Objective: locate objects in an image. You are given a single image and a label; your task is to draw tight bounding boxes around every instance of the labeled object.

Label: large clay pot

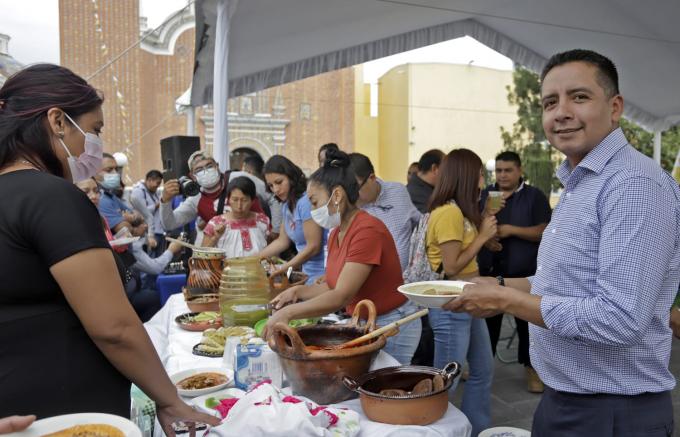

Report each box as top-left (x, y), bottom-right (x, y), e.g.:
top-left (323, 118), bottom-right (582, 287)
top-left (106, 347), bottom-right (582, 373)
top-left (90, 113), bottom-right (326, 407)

top-left (186, 248), bottom-right (225, 294)
top-left (269, 300), bottom-right (386, 405)
top-left (343, 362), bottom-right (461, 425)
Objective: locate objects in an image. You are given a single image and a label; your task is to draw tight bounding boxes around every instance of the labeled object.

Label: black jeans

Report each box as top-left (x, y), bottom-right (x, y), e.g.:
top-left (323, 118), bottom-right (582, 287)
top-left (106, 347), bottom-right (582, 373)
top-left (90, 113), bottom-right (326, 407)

top-left (485, 313), bottom-right (531, 366)
top-left (533, 387), bottom-right (673, 437)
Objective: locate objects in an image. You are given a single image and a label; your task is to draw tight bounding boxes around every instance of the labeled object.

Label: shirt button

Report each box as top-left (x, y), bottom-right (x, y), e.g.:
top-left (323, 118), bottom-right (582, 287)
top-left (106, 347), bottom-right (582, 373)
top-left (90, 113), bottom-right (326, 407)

top-left (537, 265), bottom-right (542, 271)
top-left (566, 192), bottom-right (572, 198)
top-left (551, 229), bottom-right (556, 234)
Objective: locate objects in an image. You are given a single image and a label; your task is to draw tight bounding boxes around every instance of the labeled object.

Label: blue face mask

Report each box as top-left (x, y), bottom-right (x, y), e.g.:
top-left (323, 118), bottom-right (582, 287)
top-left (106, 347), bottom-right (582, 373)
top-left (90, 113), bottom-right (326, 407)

top-left (101, 172), bottom-right (121, 190)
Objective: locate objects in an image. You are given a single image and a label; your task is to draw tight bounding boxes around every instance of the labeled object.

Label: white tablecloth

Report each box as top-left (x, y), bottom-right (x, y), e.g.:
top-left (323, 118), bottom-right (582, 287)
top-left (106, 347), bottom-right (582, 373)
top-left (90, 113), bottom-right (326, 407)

top-left (144, 294), bottom-right (471, 437)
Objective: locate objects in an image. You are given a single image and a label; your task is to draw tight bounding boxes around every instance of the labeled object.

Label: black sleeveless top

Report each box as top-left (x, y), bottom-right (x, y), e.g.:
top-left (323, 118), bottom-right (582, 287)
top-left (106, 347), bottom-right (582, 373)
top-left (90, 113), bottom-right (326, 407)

top-left (0, 170), bottom-right (129, 417)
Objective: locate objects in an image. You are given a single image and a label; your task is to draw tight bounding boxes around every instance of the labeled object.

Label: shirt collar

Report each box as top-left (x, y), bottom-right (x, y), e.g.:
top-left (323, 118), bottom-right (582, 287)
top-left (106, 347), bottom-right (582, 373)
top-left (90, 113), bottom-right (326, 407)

top-left (556, 127), bottom-right (628, 184)
top-left (368, 178), bottom-right (393, 211)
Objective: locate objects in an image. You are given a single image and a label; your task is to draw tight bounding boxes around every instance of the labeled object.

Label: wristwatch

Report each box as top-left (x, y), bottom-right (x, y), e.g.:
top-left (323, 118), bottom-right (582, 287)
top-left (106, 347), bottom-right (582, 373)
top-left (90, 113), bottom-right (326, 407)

top-left (496, 276), bottom-right (505, 286)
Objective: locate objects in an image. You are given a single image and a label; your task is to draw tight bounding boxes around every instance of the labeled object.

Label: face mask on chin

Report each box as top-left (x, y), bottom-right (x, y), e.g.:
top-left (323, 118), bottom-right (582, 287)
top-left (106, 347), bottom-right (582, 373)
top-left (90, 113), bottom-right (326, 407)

top-left (58, 112), bottom-right (104, 182)
top-left (311, 190), bottom-right (341, 229)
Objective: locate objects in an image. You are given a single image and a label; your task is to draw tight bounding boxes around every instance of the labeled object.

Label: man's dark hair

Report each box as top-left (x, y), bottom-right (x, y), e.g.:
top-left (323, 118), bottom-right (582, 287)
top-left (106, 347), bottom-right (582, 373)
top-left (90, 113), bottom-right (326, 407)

top-left (541, 49), bottom-right (619, 98)
top-left (495, 151), bottom-right (521, 167)
top-left (348, 152), bottom-right (375, 180)
top-left (227, 176), bottom-right (257, 200)
top-left (319, 142), bottom-right (339, 156)
top-left (243, 155), bottom-right (264, 176)
top-left (145, 169), bottom-right (163, 180)
top-left (103, 152), bottom-right (115, 160)
top-left (418, 149), bottom-right (445, 173)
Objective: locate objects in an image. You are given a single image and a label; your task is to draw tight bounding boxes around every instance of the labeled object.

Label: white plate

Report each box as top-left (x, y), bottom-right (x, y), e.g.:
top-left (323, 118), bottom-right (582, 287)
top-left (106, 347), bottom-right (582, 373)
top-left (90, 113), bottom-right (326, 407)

top-left (109, 236), bottom-right (140, 247)
top-left (191, 387), bottom-right (246, 413)
top-left (13, 413), bottom-right (141, 437)
top-left (397, 280), bottom-right (472, 308)
top-left (170, 367), bottom-right (233, 397)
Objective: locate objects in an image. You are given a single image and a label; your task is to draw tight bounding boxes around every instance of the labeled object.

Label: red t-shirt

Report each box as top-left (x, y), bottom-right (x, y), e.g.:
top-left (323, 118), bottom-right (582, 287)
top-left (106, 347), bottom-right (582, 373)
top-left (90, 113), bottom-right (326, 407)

top-left (326, 211), bottom-right (406, 315)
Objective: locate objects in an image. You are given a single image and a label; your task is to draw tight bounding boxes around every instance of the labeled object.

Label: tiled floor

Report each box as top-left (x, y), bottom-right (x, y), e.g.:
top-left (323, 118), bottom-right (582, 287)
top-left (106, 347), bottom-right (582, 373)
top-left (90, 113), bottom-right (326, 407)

top-left (449, 315), bottom-right (680, 435)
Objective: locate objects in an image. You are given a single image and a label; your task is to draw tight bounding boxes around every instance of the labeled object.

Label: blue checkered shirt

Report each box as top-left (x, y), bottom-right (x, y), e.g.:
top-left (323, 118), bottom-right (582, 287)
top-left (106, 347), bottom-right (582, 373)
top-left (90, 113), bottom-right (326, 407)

top-left (360, 179), bottom-right (420, 272)
top-left (530, 128), bottom-right (680, 395)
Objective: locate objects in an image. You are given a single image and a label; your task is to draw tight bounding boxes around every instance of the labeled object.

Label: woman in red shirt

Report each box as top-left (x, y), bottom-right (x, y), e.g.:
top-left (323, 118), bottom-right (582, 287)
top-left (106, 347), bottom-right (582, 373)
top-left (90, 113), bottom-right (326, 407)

top-left (263, 149), bottom-right (420, 364)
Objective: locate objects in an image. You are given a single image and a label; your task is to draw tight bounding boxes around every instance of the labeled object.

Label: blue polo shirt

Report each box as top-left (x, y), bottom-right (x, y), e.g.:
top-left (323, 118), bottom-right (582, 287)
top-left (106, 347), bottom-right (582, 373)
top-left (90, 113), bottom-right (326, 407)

top-left (478, 180), bottom-right (551, 277)
top-left (98, 190), bottom-right (132, 229)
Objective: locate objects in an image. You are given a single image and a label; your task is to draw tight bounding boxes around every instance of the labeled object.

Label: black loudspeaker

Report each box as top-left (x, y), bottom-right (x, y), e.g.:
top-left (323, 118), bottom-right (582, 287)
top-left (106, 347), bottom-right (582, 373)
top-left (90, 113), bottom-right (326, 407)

top-left (160, 135), bottom-right (200, 179)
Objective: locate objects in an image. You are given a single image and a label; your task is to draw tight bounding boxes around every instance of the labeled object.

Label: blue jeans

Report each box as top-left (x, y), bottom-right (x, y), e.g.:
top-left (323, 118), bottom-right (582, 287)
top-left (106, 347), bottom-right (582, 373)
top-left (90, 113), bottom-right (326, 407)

top-left (376, 301), bottom-right (422, 365)
top-left (429, 309), bottom-right (493, 436)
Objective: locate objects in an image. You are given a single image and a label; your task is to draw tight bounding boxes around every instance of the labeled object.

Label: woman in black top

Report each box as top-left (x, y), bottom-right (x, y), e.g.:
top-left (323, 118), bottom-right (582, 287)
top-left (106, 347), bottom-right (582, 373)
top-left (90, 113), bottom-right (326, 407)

top-left (0, 65), bottom-right (218, 432)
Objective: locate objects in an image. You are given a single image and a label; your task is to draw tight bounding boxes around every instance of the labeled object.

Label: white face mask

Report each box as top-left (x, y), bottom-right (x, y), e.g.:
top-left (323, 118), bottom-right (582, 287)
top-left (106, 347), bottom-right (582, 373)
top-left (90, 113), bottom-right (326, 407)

top-left (58, 112), bottom-right (103, 182)
top-left (195, 167), bottom-right (220, 188)
top-left (311, 190), bottom-right (341, 229)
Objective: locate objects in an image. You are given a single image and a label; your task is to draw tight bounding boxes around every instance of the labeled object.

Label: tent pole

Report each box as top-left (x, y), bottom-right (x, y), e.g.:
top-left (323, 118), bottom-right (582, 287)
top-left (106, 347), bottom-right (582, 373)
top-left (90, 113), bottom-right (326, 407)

top-left (653, 130), bottom-right (662, 165)
top-left (186, 106), bottom-right (196, 136)
top-left (212, 0), bottom-right (237, 171)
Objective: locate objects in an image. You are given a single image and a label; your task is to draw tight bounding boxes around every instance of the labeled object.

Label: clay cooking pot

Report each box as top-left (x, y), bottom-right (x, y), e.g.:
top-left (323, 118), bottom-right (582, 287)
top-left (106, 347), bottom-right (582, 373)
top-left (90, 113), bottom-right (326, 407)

top-left (343, 362), bottom-right (461, 425)
top-left (269, 300), bottom-right (386, 405)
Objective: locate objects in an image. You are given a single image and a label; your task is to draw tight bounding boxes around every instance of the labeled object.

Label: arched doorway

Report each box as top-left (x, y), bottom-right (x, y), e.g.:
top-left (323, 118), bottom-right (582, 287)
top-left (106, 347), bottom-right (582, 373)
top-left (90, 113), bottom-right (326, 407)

top-left (229, 147), bottom-right (262, 171)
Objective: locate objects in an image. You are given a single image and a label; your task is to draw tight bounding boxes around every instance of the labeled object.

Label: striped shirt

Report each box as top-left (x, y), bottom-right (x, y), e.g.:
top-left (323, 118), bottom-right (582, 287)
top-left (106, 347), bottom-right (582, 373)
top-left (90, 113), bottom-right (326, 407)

top-left (530, 127), bottom-right (680, 395)
top-left (360, 179), bottom-right (421, 272)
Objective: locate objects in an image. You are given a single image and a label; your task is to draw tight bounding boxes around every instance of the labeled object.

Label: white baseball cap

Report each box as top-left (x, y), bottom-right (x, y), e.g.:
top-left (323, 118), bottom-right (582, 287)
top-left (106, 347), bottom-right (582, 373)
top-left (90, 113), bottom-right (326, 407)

top-left (187, 150), bottom-right (214, 171)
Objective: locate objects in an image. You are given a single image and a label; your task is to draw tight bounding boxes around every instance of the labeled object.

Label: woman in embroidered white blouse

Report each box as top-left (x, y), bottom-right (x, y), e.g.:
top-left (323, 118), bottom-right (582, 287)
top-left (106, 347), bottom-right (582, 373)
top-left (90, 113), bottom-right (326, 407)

top-left (203, 176), bottom-right (271, 257)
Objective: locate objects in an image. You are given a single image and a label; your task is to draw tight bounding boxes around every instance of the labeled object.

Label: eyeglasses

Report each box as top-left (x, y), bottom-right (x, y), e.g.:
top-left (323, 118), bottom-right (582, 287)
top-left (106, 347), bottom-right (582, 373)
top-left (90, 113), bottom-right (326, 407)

top-left (193, 163), bottom-right (217, 175)
top-left (358, 177), bottom-right (370, 190)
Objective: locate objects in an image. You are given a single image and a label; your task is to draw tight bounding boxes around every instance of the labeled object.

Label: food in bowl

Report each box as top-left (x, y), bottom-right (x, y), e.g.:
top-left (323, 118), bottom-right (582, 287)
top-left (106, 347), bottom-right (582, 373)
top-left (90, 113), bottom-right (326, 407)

top-left (176, 372), bottom-right (228, 390)
top-left (42, 424), bottom-right (124, 437)
top-left (405, 284), bottom-right (464, 296)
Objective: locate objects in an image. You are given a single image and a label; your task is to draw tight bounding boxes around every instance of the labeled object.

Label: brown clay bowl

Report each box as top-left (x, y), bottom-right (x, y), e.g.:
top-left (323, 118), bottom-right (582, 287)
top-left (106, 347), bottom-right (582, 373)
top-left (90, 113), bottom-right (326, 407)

top-left (343, 362), bottom-right (461, 425)
top-left (268, 270), bottom-right (308, 298)
top-left (269, 300), bottom-right (386, 405)
top-left (184, 293), bottom-right (220, 313)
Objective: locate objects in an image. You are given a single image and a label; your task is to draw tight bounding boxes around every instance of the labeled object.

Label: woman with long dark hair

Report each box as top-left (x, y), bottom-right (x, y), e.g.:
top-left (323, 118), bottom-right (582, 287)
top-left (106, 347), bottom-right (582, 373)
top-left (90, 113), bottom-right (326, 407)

top-left (259, 155), bottom-right (326, 282)
top-left (425, 148), bottom-right (497, 436)
top-left (262, 149), bottom-right (421, 365)
top-left (0, 64), bottom-right (218, 430)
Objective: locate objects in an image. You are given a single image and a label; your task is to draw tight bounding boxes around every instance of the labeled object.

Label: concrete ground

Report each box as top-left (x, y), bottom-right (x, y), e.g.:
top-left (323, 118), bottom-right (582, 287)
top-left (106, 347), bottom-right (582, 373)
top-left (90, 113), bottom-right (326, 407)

top-left (450, 314), bottom-right (680, 435)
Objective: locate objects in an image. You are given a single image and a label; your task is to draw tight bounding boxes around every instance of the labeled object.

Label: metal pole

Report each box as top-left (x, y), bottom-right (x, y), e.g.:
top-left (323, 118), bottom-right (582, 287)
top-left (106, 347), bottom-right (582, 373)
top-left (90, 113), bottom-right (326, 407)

top-left (653, 130), bottom-right (662, 164)
top-left (186, 106), bottom-right (196, 136)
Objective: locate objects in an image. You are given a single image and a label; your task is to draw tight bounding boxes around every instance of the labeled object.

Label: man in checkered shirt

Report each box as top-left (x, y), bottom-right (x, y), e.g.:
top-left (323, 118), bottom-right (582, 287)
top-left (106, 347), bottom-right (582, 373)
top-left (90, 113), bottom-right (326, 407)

top-left (448, 49), bottom-right (680, 436)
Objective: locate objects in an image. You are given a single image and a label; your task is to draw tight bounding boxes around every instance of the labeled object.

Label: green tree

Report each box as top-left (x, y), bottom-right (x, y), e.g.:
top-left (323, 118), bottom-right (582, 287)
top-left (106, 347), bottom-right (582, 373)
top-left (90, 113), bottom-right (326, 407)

top-left (500, 67), bottom-right (680, 190)
top-left (499, 68), bottom-right (556, 197)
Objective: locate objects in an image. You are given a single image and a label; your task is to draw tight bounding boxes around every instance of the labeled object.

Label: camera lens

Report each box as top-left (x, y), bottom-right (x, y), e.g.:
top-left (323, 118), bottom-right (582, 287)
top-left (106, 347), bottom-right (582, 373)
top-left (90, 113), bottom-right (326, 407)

top-left (178, 176), bottom-right (200, 197)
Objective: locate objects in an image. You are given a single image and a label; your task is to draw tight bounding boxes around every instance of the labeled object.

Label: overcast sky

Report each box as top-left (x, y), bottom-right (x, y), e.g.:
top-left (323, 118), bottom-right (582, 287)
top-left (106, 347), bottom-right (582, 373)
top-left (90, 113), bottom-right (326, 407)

top-left (0, 0), bottom-right (512, 77)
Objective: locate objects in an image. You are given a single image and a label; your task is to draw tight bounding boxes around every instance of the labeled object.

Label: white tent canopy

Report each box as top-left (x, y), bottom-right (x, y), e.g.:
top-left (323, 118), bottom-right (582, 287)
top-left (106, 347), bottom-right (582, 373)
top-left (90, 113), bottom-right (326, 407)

top-left (190, 0), bottom-right (680, 167)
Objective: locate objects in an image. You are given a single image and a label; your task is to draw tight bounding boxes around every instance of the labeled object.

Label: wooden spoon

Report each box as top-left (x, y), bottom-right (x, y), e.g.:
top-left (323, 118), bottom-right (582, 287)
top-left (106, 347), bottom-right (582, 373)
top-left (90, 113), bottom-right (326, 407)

top-left (319, 308), bottom-right (428, 350)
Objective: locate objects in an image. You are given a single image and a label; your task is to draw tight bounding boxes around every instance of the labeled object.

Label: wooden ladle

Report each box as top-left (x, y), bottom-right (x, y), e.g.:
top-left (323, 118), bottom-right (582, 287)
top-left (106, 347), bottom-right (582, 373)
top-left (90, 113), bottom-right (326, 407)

top-left (312, 308), bottom-right (429, 351)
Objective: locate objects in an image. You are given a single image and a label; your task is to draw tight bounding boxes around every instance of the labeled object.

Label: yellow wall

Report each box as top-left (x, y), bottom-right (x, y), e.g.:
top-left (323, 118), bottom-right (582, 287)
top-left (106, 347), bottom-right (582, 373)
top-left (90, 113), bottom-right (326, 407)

top-left (408, 64), bottom-right (516, 171)
top-left (353, 63), bottom-right (518, 184)
top-left (376, 65), bottom-right (411, 183)
top-left (353, 65), bottom-right (380, 171)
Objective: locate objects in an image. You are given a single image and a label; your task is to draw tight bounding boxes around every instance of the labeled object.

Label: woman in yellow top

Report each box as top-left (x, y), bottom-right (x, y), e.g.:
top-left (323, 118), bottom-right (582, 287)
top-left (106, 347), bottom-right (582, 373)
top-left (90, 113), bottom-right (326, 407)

top-left (426, 148), bottom-right (497, 437)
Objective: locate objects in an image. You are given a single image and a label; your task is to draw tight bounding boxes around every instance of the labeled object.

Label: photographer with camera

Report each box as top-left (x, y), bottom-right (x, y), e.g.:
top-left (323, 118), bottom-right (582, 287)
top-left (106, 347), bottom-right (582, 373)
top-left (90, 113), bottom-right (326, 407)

top-left (160, 150), bottom-right (266, 246)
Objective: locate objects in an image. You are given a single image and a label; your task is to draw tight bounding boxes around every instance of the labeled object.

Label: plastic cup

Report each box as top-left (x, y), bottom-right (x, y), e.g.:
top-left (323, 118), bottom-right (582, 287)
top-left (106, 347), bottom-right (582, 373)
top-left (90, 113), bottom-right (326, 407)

top-left (488, 191), bottom-right (503, 210)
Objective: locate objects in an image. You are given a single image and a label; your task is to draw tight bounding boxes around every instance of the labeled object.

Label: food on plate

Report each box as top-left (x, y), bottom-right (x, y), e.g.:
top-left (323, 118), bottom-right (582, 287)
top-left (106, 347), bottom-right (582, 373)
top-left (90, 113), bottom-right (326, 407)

top-left (379, 389), bottom-right (407, 397)
top-left (176, 372), bottom-right (228, 390)
top-left (176, 311), bottom-right (222, 327)
top-left (254, 317), bottom-right (319, 337)
top-left (42, 424), bottom-right (124, 437)
top-left (195, 326), bottom-right (255, 355)
top-left (406, 284), bottom-right (464, 296)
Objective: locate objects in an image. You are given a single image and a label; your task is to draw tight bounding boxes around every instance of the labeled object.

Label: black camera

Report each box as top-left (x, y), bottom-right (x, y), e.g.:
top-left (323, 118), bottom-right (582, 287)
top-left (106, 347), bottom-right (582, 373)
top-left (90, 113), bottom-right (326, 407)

top-left (178, 176), bottom-right (200, 197)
